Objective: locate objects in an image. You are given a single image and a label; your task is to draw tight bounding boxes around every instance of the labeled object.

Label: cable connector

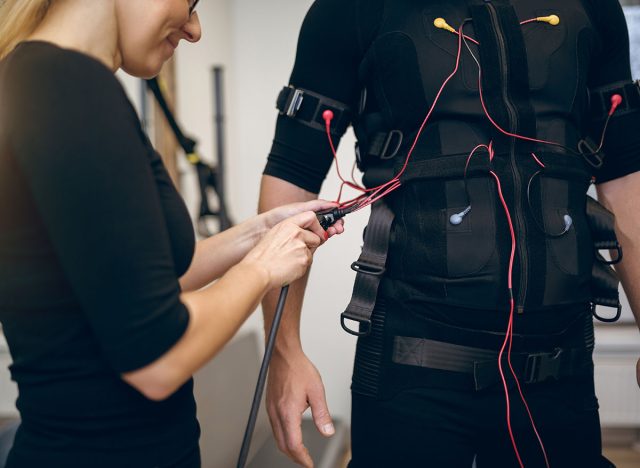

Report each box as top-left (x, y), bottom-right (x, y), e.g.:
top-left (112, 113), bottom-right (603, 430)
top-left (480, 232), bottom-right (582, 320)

top-left (316, 205), bottom-right (358, 230)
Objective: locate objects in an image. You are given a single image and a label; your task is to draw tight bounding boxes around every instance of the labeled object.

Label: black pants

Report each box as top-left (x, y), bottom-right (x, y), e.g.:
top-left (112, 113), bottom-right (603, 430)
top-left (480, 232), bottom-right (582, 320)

top-left (348, 376), bottom-right (614, 468)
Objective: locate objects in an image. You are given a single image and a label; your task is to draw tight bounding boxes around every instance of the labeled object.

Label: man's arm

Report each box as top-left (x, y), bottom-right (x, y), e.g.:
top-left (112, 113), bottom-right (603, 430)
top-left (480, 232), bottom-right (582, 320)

top-left (258, 175), bottom-right (336, 468)
top-left (596, 171), bottom-right (640, 387)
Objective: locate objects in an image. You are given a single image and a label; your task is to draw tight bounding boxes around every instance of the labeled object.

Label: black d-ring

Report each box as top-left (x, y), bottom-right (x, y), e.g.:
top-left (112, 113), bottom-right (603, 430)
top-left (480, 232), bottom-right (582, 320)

top-left (340, 313), bottom-right (372, 337)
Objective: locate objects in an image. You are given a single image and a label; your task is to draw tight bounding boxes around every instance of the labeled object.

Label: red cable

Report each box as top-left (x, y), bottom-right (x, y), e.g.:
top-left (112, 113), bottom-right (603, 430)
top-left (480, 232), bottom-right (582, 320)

top-left (323, 22), bottom-right (467, 211)
top-left (508, 346), bottom-right (552, 468)
top-left (531, 152), bottom-right (545, 168)
top-left (394, 24), bottom-right (466, 182)
top-left (490, 170), bottom-right (525, 468)
top-left (318, 15), bottom-right (599, 467)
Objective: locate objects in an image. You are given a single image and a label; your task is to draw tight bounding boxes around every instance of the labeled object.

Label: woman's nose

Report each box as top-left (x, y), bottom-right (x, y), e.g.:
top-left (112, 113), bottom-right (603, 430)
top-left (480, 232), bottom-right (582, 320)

top-left (182, 12), bottom-right (202, 43)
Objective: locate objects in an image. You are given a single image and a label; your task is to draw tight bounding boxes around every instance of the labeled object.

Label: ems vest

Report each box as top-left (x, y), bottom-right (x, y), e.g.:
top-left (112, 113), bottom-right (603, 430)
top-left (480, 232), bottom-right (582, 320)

top-left (349, 0), bottom-right (621, 317)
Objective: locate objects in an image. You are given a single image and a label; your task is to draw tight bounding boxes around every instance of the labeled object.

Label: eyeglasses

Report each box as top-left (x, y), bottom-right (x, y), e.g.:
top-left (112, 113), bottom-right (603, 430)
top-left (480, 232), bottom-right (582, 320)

top-left (188, 0), bottom-right (200, 16)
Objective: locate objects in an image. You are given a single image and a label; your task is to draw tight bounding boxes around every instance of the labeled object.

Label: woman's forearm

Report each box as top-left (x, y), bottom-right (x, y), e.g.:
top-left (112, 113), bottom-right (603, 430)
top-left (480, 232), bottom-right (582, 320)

top-left (123, 259), bottom-right (271, 400)
top-left (179, 215), bottom-right (268, 292)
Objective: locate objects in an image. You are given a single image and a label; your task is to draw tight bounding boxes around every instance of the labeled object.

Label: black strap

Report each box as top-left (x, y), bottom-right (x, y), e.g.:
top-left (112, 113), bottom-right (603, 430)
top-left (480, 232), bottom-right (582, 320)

top-left (585, 196), bottom-right (623, 323)
top-left (341, 201), bottom-right (394, 336)
top-left (146, 77), bottom-right (233, 235)
top-left (586, 196), bottom-right (623, 264)
top-left (590, 79), bottom-right (640, 120)
top-left (358, 130), bottom-right (404, 160)
top-left (577, 137), bottom-right (605, 169)
top-left (276, 85), bottom-right (351, 136)
top-left (591, 258), bottom-right (622, 323)
top-left (392, 337), bottom-right (593, 391)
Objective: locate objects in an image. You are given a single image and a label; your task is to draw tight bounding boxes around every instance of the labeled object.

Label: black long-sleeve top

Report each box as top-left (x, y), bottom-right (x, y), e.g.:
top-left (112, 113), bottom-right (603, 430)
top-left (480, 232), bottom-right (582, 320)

top-left (0, 42), bottom-right (199, 467)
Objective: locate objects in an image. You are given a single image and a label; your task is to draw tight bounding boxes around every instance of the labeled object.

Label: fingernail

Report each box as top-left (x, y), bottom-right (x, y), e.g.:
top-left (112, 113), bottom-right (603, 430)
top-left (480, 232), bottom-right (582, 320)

top-left (324, 232), bottom-right (329, 241)
top-left (322, 423), bottom-right (335, 435)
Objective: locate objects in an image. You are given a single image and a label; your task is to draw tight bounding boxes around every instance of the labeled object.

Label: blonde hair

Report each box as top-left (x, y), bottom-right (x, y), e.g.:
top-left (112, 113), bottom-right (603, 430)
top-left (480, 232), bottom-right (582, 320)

top-left (0, 0), bottom-right (52, 60)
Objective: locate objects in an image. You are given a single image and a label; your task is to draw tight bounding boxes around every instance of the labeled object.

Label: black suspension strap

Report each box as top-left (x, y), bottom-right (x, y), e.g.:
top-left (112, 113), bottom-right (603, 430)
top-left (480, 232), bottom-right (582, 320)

top-left (146, 74), bottom-right (233, 236)
top-left (585, 196), bottom-right (623, 322)
top-left (341, 201), bottom-right (395, 336)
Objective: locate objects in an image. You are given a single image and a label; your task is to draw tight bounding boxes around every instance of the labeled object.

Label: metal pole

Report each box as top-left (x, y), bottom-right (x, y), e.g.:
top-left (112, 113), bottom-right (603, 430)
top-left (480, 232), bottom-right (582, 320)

top-left (212, 66), bottom-right (232, 231)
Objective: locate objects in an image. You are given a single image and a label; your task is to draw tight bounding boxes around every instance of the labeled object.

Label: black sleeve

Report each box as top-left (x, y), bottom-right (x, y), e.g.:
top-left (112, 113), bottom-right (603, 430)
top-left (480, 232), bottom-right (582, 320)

top-left (263, 0), bottom-right (370, 194)
top-left (6, 45), bottom-right (190, 373)
top-left (587, 1), bottom-right (640, 183)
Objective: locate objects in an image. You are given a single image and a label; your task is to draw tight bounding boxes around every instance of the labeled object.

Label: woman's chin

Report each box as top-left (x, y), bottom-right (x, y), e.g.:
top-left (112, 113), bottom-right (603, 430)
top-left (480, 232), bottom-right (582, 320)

top-left (121, 57), bottom-right (166, 79)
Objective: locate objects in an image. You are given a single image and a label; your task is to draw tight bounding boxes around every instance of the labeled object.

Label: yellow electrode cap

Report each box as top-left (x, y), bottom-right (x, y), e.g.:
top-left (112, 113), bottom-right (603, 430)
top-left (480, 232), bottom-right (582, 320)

top-left (434, 17), bottom-right (456, 34)
top-left (538, 15), bottom-right (560, 26)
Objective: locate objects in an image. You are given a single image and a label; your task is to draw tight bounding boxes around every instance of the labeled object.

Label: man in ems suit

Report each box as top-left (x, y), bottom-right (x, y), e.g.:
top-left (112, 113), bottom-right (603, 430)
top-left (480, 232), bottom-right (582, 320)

top-left (259, 0), bottom-right (640, 466)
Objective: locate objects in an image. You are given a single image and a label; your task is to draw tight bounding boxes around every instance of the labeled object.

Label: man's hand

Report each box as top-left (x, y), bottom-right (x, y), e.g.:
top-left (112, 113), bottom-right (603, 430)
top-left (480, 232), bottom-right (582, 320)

top-left (266, 351), bottom-right (335, 468)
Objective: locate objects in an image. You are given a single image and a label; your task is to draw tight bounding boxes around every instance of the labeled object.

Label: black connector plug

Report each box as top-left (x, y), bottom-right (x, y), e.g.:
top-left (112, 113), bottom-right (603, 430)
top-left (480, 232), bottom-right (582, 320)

top-left (316, 205), bottom-right (357, 230)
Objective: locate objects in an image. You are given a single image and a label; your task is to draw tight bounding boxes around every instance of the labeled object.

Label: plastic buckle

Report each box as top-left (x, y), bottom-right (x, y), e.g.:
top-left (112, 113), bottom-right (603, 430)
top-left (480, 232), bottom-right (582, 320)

top-left (524, 349), bottom-right (562, 384)
top-left (340, 312), bottom-right (372, 337)
top-left (284, 87), bottom-right (305, 117)
top-left (351, 260), bottom-right (386, 276)
top-left (380, 130), bottom-right (404, 160)
top-left (591, 302), bottom-right (623, 323)
top-left (578, 138), bottom-right (604, 170)
top-left (595, 241), bottom-right (623, 265)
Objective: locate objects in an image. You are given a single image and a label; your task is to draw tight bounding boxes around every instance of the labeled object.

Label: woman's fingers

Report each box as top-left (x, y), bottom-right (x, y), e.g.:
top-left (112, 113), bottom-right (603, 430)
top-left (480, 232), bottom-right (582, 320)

top-left (288, 211), bottom-right (327, 243)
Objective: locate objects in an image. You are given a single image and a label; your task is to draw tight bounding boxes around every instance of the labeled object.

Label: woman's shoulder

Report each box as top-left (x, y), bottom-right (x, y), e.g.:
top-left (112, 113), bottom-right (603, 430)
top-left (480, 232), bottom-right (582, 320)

top-left (1, 41), bottom-right (139, 143)
top-left (2, 41), bottom-right (127, 108)
top-left (5, 41), bottom-right (114, 79)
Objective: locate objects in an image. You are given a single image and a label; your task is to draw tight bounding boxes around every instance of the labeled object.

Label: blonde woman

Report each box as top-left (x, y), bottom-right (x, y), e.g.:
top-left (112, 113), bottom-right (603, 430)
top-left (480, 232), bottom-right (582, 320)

top-left (0, 1), bottom-right (343, 466)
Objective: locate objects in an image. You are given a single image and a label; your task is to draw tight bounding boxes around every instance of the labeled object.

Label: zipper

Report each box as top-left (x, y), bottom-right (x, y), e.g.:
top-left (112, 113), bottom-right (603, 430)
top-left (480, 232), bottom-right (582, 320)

top-left (486, 1), bottom-right (528, 313)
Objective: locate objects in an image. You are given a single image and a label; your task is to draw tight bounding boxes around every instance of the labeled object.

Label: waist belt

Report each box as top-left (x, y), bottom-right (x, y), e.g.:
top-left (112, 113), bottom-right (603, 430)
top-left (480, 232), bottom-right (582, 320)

top-left (392, 337), bottom-right (593, 391)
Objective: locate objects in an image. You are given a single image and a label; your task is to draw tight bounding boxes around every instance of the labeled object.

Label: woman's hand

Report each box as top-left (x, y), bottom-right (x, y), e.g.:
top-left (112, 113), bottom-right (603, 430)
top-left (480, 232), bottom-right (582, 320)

top-left (242, 211), bottom-right (327, 289)
top-left (264, 199), bottom-right (345, 238)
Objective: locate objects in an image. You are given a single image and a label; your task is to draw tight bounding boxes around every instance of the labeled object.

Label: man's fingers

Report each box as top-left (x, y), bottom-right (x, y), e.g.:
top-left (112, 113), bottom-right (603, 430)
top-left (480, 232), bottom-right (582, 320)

top-left (281, 409), bottom-right (313, 467)
top-left (326, 219), bottom-right (345, 237)
top-left (267, 404), bottom-right (288, 454)
top-left (308, 383), bottom-right (335, 437)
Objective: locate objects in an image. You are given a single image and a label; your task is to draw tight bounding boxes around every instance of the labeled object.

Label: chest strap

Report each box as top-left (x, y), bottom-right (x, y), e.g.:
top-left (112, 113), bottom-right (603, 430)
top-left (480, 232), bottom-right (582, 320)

top-left (341, 201), bottom-right (394, 336)
top-left (392, 337), bottom-right (593, 391)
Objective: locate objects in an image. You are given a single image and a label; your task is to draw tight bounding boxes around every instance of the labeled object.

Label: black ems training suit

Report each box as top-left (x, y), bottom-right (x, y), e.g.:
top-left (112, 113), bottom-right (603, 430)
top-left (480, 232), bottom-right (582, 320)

top-left (264, 0), bottom-right (640, 466)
